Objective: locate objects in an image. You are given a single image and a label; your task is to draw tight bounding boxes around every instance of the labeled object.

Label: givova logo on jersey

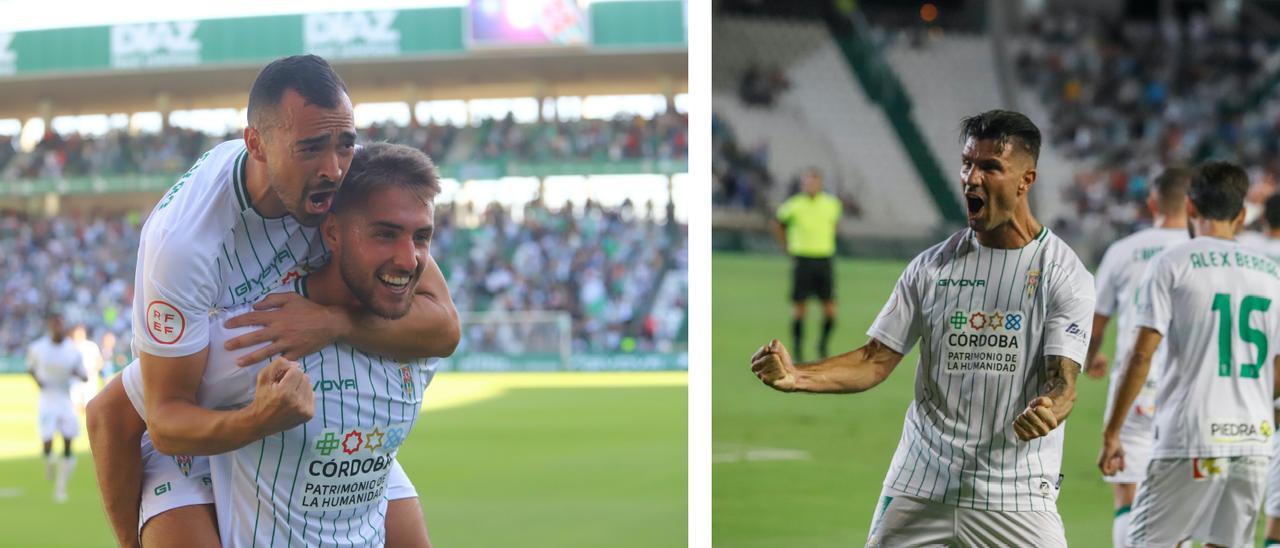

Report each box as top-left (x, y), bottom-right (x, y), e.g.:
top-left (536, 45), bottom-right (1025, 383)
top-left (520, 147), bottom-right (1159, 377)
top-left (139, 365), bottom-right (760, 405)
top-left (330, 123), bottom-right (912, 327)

top-left (944, 309), bottom-right (1026, 374)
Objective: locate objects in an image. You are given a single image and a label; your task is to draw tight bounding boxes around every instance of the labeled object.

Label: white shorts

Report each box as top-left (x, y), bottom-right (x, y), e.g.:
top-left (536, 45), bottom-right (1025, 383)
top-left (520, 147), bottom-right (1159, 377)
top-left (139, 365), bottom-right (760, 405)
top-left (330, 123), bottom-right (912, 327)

top-left (38, 401), bottom-right (79, 441)
top-left (1265, 436), bottom-right (1280, 517)
top-left (1128, 456), bottom-right (1268, 547)
top-left (865, 489), bottom-right (1066, 548)
top-left (138, 431), bottom-right (419, 532)
top-left (1103, 378), bottom-right (1156, 484)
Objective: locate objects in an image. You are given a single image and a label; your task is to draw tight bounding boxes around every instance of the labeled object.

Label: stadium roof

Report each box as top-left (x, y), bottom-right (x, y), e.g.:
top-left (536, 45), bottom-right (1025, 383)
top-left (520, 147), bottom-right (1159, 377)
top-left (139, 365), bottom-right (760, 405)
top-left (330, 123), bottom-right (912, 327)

top-left (0, 1), bottom-right (687, 119)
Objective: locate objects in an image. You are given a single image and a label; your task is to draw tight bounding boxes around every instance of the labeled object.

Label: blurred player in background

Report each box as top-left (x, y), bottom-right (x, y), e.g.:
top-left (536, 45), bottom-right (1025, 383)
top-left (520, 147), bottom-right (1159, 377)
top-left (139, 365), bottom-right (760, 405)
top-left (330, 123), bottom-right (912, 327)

top-left (753, 110), bottom-right (1093, 547)
top-left (1100, 161), bottom-right (1280, 547)
top-left (1083, 166), bottom-right (1191, 547)
top-left (772, 168), bottom-right (842, 361)
top-left (27, 312), bottom-right (89, 503)
top-left (69, 325), bottom-right (103, 413)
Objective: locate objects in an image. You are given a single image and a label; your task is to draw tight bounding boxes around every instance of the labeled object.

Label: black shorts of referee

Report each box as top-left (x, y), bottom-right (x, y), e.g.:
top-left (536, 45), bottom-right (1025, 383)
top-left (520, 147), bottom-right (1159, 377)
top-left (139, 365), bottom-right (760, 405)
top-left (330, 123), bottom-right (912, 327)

top-left (791, 255), bottom-right (834, 302)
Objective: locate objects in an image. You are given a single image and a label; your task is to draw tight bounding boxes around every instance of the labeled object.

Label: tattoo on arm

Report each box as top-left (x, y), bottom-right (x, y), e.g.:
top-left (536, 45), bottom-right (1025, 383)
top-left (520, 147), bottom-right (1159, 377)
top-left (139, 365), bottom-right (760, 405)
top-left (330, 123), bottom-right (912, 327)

top-left (1043, 355), bottom-right (1080, 420)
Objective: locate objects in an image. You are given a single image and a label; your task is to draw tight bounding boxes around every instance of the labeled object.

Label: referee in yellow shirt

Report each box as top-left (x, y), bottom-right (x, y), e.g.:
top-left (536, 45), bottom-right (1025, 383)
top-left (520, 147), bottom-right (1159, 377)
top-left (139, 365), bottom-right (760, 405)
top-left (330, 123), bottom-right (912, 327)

top-left (771, 168), bottom-right (842, 361)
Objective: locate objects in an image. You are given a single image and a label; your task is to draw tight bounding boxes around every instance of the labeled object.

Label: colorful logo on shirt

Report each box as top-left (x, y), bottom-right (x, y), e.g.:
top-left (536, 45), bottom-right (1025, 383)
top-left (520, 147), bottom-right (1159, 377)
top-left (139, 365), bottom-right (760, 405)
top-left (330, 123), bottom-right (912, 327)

top-left (1064, 322), bottom-right (1087, 343)
top-left (312, 424), bottom-right (408, 459)
top-left (400, 364), bottom-right (415, 397)
top-left (173, 455), bottom-right (193, 477)
top-left (145, 300), bottom-right (185, 345)
top-left (949, 310), bottom-right (1023, 332)
top-left (1024, 268), bottom-right (1040, 299)
top-left (1192, 457), bottom-right (1226, 480)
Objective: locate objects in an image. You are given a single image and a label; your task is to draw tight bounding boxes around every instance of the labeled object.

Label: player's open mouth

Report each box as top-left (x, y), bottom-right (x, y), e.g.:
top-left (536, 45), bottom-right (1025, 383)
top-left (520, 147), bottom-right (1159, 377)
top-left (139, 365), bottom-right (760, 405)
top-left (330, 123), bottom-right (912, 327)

top-left (377, 273), bottom-right (412, 292)
top-left (966, 194), bottom-right (985, 218)
top-left (305, 191), bottom-right (335, 215)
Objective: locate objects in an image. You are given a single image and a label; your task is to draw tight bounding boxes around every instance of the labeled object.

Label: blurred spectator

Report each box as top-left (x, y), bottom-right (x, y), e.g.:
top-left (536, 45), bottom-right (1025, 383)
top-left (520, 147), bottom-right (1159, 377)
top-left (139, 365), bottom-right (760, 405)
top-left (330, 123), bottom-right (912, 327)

top-left (0, 198), bottom-right (687, 359)
top-left (1016, 11), bottom-right (1280, 261)
top-left (0, 112), bottom-right (687, 183)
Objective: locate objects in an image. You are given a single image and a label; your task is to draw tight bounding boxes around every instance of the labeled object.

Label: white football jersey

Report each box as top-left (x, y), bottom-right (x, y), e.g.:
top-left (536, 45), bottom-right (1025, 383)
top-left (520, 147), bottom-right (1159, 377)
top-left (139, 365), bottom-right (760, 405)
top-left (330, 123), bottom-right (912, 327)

top-left (868, 227), bottom-right (1095, 511)
top-left (131, 140), bottom-right (329, 359)
top-left (27, 336), bottom-right (86, 405)
top-left (209, 278), bottom-right (436, 547)
top-left (1136, 236), bottom-right (1280, 458)
top-left (125, 278), bottom-right (436, 547)
top-left (1239, 231), bottom-right (1280, 264)
top-left (1094, 227), bottom-right (1188, 422)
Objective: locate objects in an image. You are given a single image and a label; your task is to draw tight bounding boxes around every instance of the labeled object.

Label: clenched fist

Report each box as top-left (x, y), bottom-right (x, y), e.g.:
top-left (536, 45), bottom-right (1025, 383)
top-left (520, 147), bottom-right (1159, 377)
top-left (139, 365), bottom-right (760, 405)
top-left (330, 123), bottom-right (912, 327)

top-left (751, 339), bottom-right (799, 392)
top-left (1012, 397), bottom-right (1059, 441)
top-left (248, 357), bottom-right (315, 437)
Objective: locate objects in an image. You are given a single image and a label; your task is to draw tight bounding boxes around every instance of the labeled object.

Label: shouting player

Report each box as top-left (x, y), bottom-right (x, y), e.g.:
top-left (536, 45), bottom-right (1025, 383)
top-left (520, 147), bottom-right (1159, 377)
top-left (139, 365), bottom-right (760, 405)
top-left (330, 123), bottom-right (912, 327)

top-left (27, 311), bottom-right (88, 502)
top-left (752, 110), bottom-right (1093, 547)
top-left (1084, 166), bottom-right (1191, 546)
top-left (86, 55), bottom-right (458, 547)
top-left (1099, 161), bottom-right (1280, 547)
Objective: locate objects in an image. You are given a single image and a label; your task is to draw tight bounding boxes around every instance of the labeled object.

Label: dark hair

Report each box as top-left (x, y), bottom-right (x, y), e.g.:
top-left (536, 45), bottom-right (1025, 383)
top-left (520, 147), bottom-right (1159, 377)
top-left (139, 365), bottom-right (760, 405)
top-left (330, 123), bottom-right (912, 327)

top-left (1189, 161), bottom-right (1250, 221)
top-left (1265, 192), bottom-right (1280, 228)
top-left (1151, 166), bottom-right (1193, 215)
top-left (959, 110), bottom-right (1041, 164)
top-left (333, 143), bottom-right (441, 215)
top-left (247, 55), bottom-right (349, 129)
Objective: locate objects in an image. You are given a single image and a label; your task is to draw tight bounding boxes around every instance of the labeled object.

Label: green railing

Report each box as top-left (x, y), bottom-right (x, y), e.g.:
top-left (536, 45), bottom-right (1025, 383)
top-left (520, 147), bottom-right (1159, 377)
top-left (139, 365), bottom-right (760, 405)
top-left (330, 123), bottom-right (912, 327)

top-left (826, 16), bottom-right (965, 226)
top-left (0, 158), bottom-right (688, 198)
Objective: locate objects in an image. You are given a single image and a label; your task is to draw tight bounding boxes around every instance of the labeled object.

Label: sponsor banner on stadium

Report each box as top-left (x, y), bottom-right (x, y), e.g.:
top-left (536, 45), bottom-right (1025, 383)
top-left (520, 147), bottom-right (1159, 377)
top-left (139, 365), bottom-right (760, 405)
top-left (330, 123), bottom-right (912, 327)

top-left (0, 33), bottom-right (15, 76)
top-left (110, 21), bottom-right (202, 69)
top-left (440, 352), bottom-right (688, 372)
top-left (0, 1), bottom-right (683, 78)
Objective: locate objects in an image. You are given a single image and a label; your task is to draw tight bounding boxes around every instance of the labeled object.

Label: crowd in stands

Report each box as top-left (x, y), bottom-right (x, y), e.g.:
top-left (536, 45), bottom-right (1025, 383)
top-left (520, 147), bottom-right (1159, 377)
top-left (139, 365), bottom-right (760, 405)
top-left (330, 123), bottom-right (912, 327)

top-left (712, 112), bottom-right (772, 209)
top-left (0, 111), bottom-right (688, 183)
top-left (0, 198), bottom-right (688, 366)
top-left (1015, 11), bottom-right (1280, 261)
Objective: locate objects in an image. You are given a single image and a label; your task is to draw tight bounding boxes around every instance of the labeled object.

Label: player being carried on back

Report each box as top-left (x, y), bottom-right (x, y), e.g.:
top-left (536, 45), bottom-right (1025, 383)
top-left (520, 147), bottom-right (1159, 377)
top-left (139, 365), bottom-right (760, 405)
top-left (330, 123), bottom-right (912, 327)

top-left (752, 110), bottom-right (1094, 547)
top-left (1100, 161), bottom-right (1280, 548)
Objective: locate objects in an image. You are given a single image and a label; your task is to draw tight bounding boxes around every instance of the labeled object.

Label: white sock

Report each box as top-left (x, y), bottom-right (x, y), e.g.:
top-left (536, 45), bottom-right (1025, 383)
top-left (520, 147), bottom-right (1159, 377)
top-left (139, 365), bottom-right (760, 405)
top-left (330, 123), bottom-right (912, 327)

top-left (54, 456), bottom-right (74, 496)
top-left (1113, 507), bottom-right (1131, 548)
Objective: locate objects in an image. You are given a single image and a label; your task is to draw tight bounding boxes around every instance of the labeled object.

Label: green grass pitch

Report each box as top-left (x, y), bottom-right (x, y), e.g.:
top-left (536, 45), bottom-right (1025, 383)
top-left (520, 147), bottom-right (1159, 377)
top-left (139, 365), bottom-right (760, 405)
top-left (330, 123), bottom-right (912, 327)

top-left (0, 372), bottom-right (686, 547)
top-left (711, 252), bottom-right (1253, 547)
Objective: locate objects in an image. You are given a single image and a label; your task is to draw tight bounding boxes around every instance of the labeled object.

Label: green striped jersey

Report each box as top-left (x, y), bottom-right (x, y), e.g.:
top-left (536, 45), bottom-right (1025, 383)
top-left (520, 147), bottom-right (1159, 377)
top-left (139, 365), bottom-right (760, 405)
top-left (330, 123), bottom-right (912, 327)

top-left (1135, 237), bottom-right (1280, 458)
top-left (209, 280), bottom-right (436, 546)
top-left (867, 227), bottom-right (1094, 511)
top-left (132, 140), bottom-right (329, 358)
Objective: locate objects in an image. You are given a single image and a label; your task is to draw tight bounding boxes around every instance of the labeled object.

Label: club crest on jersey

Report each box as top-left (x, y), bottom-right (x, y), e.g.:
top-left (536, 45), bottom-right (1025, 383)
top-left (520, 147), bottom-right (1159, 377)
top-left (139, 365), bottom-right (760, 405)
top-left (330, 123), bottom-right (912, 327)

top-left (400, 364), bottom-right (415, 396)
top-left (1024, 268), bottom-right (1040, 299)
top-left (173, 455), bottom-right (193, 477)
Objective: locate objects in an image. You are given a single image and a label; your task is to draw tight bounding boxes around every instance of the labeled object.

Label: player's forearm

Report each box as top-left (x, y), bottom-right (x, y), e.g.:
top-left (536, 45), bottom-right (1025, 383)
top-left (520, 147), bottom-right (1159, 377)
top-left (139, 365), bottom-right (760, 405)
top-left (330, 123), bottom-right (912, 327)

top-left (86, 385), bottom-right (144, 548)
top-left (1104, 350), bottom-right (1152, 438)
top-left (1085, 313), bottom-right (1109, 367)
top-left (792, 340), bottom-right (901, 393)
top-left (146, 399), bottom-right (267, 455)
top-left (1038, 355), bottom-right (1080, 422)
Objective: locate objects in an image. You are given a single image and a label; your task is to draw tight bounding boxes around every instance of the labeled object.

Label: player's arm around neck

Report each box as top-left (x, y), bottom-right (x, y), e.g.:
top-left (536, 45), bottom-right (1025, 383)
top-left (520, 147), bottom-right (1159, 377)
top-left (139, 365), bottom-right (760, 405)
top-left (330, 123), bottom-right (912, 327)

top-left (141, 349), bottom-right (312, 455)
top-left (338, 253), bottom-right (460, 360)
top-left (751, 338), bottom-right (903, 393)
